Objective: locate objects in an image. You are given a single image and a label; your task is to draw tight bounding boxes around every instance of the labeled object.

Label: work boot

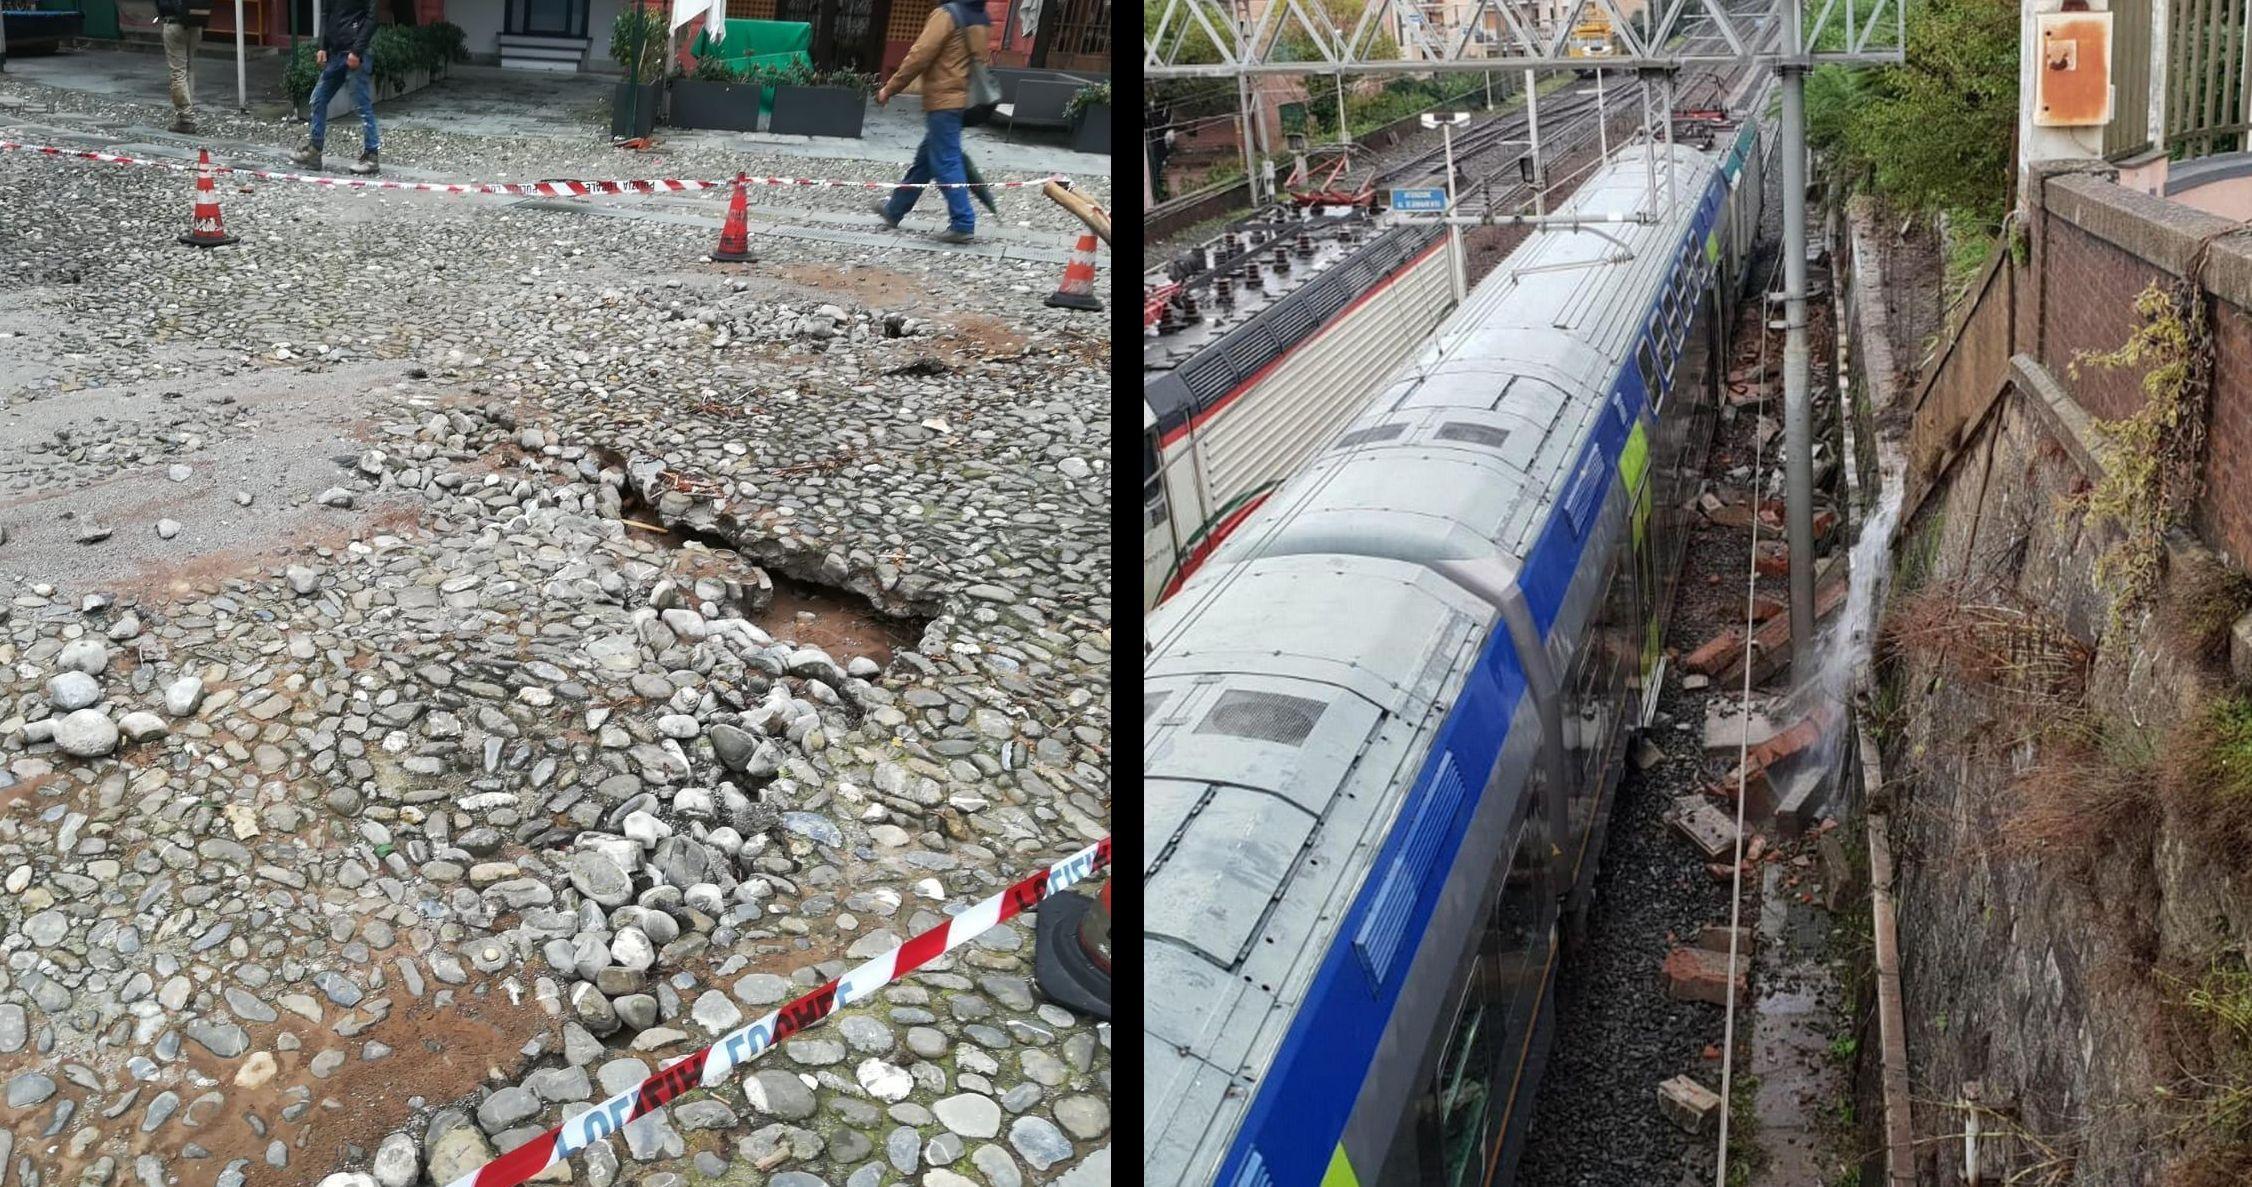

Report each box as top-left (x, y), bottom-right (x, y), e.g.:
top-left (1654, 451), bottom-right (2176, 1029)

top-left (869, 199), bottom-right (899, 229)
top-left (169, 113), bottom-right (197, 135)
top-left (291, 139), bottom-right (322, 169)
top-left (935, 227), bottom-right (973, 244)
top-left (349, 150), bottom-right (379, 176)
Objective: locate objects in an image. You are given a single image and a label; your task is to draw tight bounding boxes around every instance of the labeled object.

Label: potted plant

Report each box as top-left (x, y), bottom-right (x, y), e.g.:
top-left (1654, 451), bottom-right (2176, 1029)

top-left (670, 55), bottom-right (764, 132)
top-left (768, 62), bottom-right (871, 139)
top-left (1065, 81), bottom-right (1109, 155)
top-left (609, 6), bottom-right (669, 139)
top-left (286, 21), bottom-right (465, 120)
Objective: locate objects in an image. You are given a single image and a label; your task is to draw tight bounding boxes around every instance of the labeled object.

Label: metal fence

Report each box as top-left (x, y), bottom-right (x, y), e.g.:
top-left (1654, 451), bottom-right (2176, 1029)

top-left (2168, 0), bottom-right (2252, 157)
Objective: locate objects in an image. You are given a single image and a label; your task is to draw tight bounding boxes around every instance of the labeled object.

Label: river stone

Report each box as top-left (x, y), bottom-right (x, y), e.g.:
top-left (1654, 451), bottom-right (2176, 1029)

top-left (856, 1058), bottom-right (914, 1102)
top-left (45, 671), bottom-right (99, 711)
top-left (743, 1069), bottom-right (817, 1120)
top-left (165, 676), bottom-right (206, 717)
top-left (424, 1109), bottom-right (495, 1185)
top-left (1053, 1096), bottom-right (1108, 1139)
top-left (54, 709), bottom-right (120, 757)
top-left (372, 1131), bottom-right (419, 1187)
top-left (6, 1073), bottom-right (55, 1108)
top-left (933, 1094), bottom-right (1002, 1139)
top-left (118, 711), bottom-right (169, 743)
top-left (735, 973), bottom-right (791, 1005)
top-left (568, 851), bottom-right (634, 908)
top-left (56, 639), bottom-right (108, 675)
top-left (1008, 1116), bottom-right (1072, 1171)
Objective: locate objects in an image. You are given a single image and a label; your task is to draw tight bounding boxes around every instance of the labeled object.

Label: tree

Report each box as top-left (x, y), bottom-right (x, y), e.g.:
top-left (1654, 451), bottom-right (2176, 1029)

top-left (1804, 0), bottom-right (2018, 224)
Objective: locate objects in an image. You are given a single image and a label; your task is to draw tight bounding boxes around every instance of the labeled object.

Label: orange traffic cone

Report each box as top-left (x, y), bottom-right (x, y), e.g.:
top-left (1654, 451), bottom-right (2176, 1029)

top-left (708, 173), bottom-right (756, 263)
top-left (178, 148), bottom-right (238, 248)
top-left (1044, 231), bottom-right (1101, 311)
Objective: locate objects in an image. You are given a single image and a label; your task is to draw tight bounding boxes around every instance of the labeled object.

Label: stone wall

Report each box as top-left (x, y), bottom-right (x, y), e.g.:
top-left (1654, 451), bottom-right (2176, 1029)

top-left (1879, 166), bottom-right (2252, 1184)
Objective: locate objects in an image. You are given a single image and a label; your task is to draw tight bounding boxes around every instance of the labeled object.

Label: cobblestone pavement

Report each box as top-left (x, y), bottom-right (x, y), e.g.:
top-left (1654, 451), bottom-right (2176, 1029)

top-left (0, 61), bottom-right (1111, 1187)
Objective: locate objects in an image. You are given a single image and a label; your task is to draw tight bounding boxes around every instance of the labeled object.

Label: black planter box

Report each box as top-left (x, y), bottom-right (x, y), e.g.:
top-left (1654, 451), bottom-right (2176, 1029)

top-left (1071, 102), bottom-right (1109, 155)
top-left (611, 81), bottom-right (663, 139)
top-left (669, 79), bottom-right (764, 132)
top-left (768, 85), bottom-right (867, 138)
top-left (2, 10), bottom-right (84, 55)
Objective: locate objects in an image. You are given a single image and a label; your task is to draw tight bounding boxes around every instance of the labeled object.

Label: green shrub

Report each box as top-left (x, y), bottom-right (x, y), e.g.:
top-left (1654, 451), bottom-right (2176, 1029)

top-left (690, 54), bottom-right (744, 83)
top-left (610, 6), bottom-right (669, 85)
top-left (284, 22), bottom-right (467, 106)
top-left (813, 69), bottom-right (878, 95)
top-left (1063, 81), bottom-right (1109, 122)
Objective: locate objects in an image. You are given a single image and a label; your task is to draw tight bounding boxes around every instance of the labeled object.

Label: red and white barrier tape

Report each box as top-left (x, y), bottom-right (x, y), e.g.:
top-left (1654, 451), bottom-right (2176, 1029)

top-left (0, 140), bottom-right (1067, 194)
top-left (443, 835), bottom-right (1111, 1187)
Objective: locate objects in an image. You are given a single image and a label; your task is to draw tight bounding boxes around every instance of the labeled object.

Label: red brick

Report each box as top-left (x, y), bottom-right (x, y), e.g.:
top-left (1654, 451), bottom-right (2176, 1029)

top-left (1683, 628), bottom-right (1746, 675)
top-left (1662, 945), bottom-right (1749, 1005)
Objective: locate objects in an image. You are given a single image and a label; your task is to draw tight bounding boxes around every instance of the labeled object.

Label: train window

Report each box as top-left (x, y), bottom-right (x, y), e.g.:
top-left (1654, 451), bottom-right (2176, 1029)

top-left (1337, 423), bottom-right (1408, 450)
top-left (1144, 431), bottom-right (1168, 532)
top-left (1638, 340), bottom-right (1661, 401)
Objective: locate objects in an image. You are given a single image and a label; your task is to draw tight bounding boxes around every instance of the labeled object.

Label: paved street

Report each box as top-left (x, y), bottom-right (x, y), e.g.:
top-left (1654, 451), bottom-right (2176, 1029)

top-left (0, 46), bottom-right (1110, 1187)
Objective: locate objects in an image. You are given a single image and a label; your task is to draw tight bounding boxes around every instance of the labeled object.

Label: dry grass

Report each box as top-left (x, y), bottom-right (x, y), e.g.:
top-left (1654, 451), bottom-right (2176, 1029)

top-left (1883, 580), bottom-right (2094, 716)
top-left (2156, 958), bottom-right (2252, 1185)
top-left (2162, 694), bottom-right (2252, 863)
top-left (1999, 715), bottom-right (2157, 871)
top-left (2159, 551), bottom-right (2252, 668)
top-left (2166, 1141), bottom-right (2252, 1187)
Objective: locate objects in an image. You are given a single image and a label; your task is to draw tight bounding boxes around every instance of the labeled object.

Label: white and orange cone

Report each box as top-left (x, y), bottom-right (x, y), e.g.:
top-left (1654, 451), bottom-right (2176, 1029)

top-left (177, 148), bottom-right (237, 248)
top-left (1043, 230), bottom-right (1101, 311)
top-left (708, 173), bottom-right (757, 263)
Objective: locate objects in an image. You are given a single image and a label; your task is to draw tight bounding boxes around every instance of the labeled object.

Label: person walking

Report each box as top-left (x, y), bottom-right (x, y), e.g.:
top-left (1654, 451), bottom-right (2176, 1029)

top-left (154, 0), bottom-right (212, 135)
top-left (870, 0), bottom-right (989, 244)
top-left (290, 0), bottom-right (381, 175)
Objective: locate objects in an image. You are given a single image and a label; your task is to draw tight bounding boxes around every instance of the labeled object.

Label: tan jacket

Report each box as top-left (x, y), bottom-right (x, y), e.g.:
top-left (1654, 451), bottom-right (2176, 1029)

top-left (887, 5), bottom-right (990, 112)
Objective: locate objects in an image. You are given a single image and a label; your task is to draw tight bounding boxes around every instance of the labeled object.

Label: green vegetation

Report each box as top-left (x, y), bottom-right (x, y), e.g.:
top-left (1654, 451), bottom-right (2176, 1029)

top-left (2160, 550), bottom-right (2252, 666)
top-left (1803, 0), bottom-right (2017, 289)
top-left (1725, 1070), bottom-right (1768, 1187)
top-left (2165, 694), bottom-right (2252, 859)
top-left (285, 21), bottom-right (468, 106)
top-left (1804, 0), bottom-right (2017, 224)
top-left (2071, 280), bottom-right (2214, 626)
top-left (2156, 957), bottom-right (2252, 1184)
top-left (1064, 81), bottom-right (1110, 122)
top-left (610, 5), bottom-right (669, 85)
top-left (1829, 1033), bottom-right (1859, 1063)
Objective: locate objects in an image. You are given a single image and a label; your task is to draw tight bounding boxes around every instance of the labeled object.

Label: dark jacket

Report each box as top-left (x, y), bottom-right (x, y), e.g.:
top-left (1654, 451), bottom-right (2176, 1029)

top-left (887, 0), bottom-right (990, 112)
top-left (320, 0), bottom-right (377, 59)
top-left (154, 0), bottom-right (212, 24)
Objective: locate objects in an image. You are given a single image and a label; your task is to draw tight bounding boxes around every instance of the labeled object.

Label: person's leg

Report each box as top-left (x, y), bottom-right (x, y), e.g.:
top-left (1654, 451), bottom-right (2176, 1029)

top-left (306, 56), bottom-right (348, 154)
top-left (350, 54), bottom-right (379, 156)
top-left (926, 109), bottom-right (973, 234)
top-left (883, 133), bottom-right (934, 223)
top-left (182, 24), bottom-right (199, 118)
top-left (161, 21), bottom-right (192, 119)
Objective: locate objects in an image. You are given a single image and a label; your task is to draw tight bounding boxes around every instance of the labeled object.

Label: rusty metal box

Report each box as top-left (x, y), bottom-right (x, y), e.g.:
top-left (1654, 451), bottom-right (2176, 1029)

top-left (2034, 11), bottom-right (2114, 127)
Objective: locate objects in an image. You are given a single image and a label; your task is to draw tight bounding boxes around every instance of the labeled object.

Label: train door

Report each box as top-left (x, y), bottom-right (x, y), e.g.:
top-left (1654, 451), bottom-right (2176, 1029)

top-left (1415, 780), bottom-right (1556, 1187)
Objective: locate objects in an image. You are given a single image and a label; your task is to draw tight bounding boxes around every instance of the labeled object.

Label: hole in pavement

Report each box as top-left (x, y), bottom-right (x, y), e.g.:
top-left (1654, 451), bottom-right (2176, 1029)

top-left (612, 462), bottom-right (927, 666)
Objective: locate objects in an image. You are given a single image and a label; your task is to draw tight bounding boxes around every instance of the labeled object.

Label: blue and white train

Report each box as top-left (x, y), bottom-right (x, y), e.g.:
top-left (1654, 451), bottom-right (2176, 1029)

top-left (1146, 117), bottom-right (1771, 1187)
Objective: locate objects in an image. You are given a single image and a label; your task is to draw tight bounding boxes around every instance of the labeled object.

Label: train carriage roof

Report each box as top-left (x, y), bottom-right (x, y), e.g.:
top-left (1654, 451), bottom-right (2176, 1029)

top-left (1146, 136), bottom-right (1732, 1187)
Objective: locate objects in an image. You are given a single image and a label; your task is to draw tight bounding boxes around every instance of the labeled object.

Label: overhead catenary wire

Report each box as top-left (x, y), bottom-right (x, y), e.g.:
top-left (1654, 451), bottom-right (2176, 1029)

top-left (1714, 170), bottom-right (1790, 1187)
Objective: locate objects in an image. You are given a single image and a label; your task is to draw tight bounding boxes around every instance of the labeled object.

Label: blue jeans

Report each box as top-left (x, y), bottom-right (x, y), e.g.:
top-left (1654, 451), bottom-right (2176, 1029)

top-left (884, 109), bottom-right (973, 234)
top-left (308, 53), bottom-right (378, 154)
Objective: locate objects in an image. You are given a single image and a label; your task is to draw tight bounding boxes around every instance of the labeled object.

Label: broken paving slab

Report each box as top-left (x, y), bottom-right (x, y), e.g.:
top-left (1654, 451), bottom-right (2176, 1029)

top-left (1659, 1075), bottom-right (1723, 1135)
top-left (1668, 795), bottom-right (1741, 859)
top-left (1704, 697), bottom-right (1784, 753)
